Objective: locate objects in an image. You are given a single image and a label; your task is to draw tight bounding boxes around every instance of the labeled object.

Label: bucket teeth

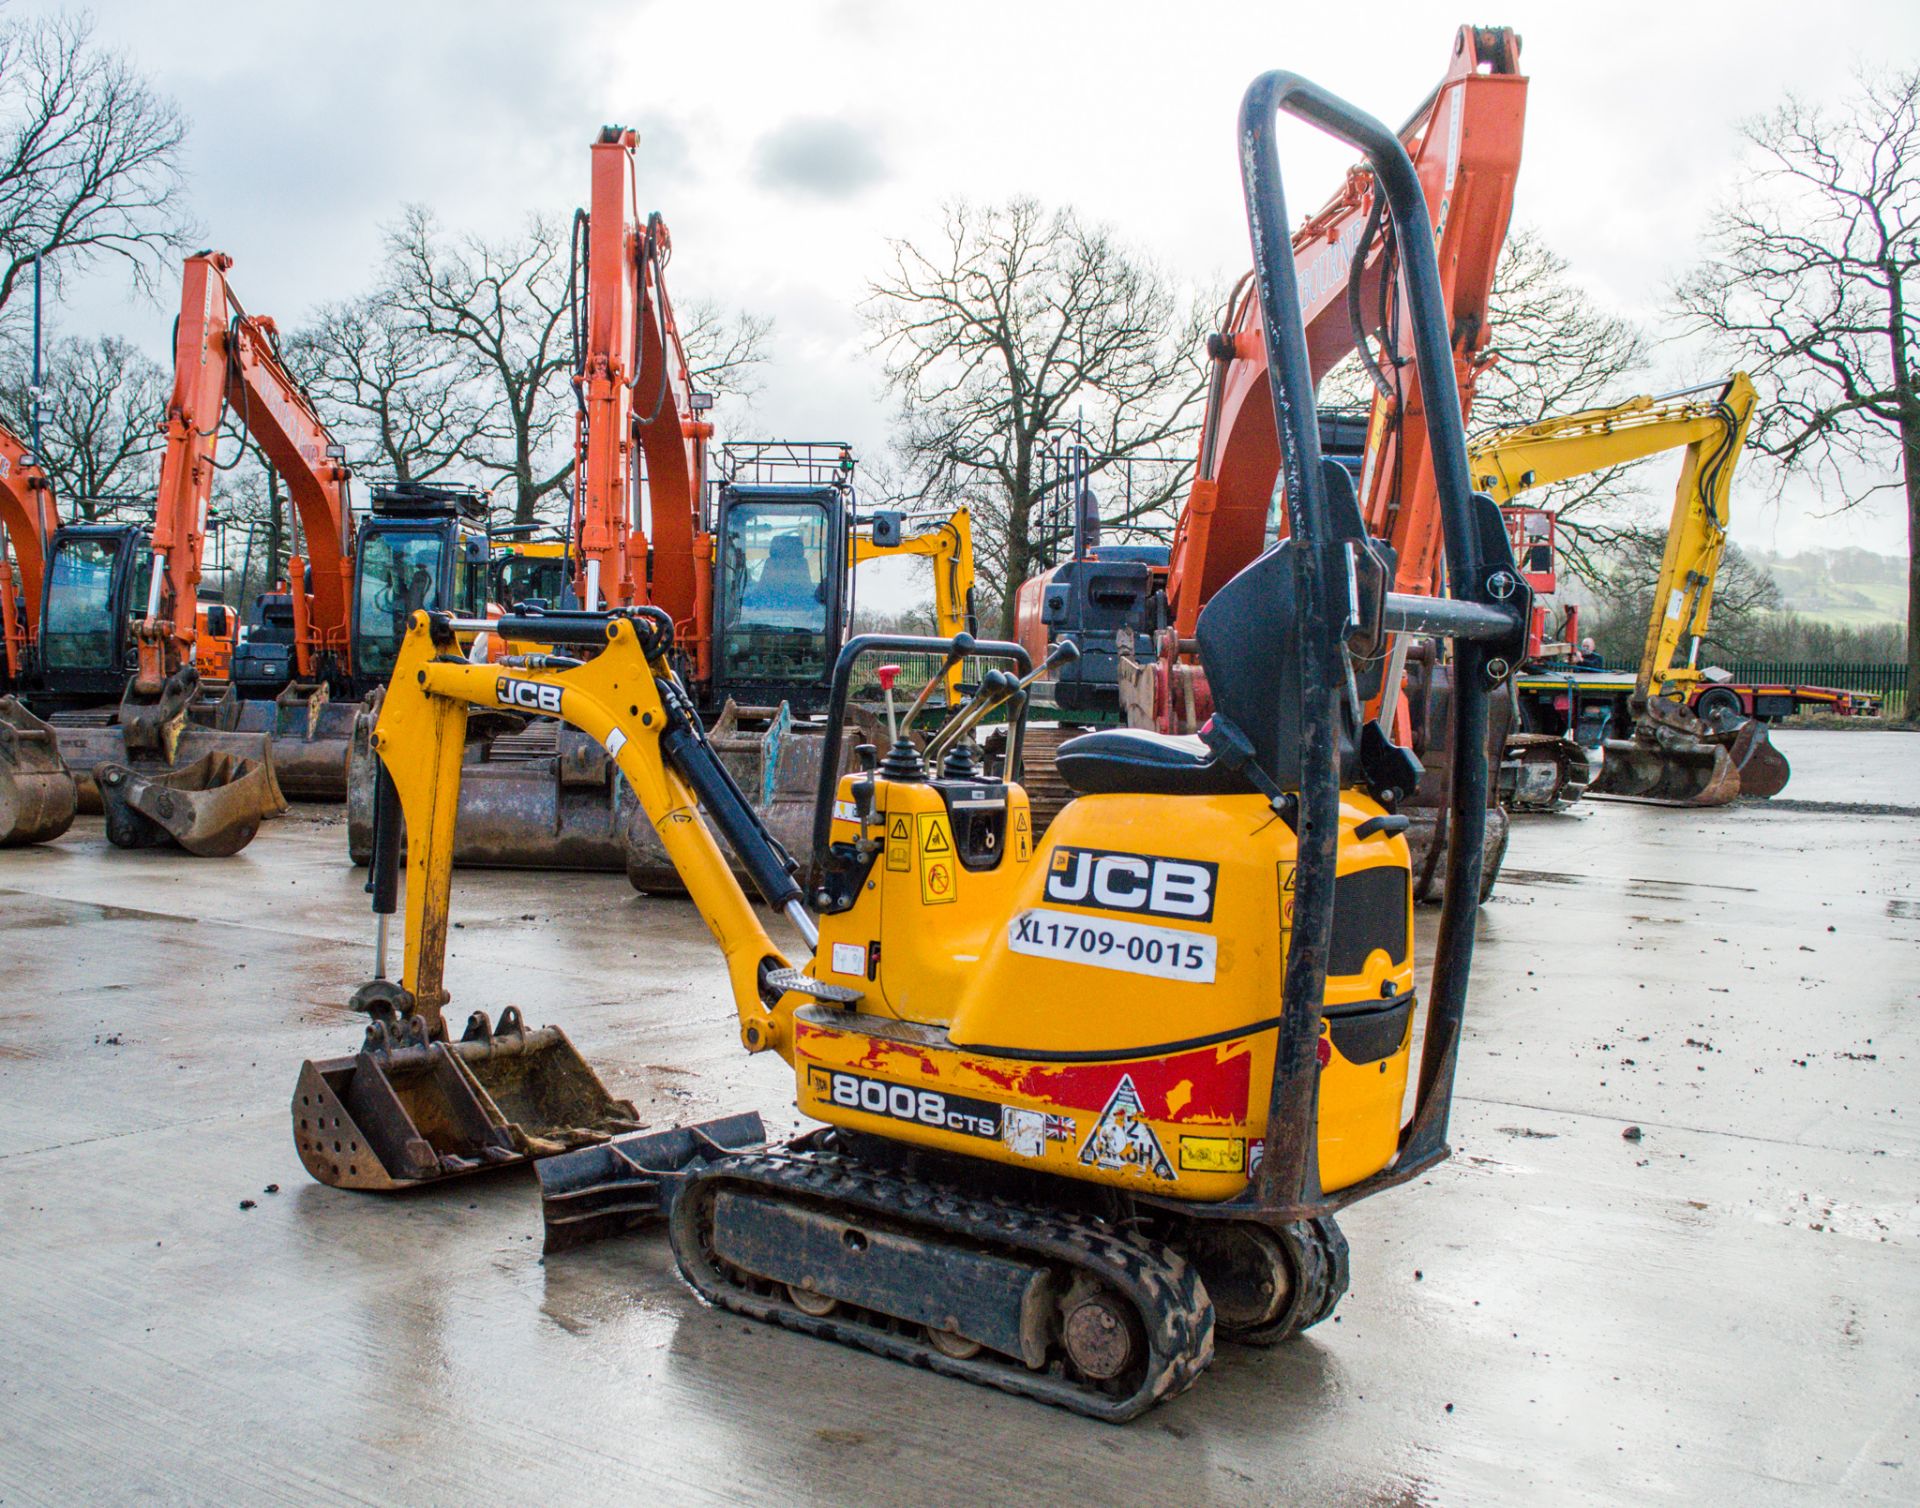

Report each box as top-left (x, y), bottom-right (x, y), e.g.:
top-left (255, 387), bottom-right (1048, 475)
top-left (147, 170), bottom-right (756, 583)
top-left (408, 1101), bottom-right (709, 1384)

top-left (294, 1011), bottom-right (644, 1192)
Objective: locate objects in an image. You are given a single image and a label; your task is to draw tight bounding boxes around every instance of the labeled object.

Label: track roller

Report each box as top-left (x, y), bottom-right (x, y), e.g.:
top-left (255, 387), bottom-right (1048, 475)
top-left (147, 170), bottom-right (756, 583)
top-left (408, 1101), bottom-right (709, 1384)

top-left (667, 1146), bottom-right (1215, 1423)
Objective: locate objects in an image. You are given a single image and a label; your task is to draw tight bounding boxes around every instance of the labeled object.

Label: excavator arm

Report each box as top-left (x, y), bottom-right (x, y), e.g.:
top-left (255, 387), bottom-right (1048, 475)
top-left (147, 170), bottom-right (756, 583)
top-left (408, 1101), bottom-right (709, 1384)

top-left (370, 610), bottom-right (797, 1053)
top-left (571, 127), bottom-right (714, 663)
top-left (140, 252), bottom-right (354, 687)
top-left (1168, 24), bottom-right (1526, 634)
top-left (0, 420), bottom-right (58, 679)
top-left (1470, 373), bottom-right (1757, 702)
top-left (851, 507), bottom-right (976, 640)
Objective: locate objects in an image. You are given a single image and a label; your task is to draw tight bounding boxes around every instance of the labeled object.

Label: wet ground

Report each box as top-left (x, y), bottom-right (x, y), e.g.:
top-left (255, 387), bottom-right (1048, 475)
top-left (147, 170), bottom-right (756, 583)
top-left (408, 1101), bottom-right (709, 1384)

top-left (0, 729), bottom-right (1914, 1505)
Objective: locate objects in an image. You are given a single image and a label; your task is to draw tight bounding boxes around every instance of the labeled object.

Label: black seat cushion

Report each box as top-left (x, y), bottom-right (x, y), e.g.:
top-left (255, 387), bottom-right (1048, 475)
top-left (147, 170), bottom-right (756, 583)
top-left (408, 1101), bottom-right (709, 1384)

top-left (1054, 729), bottom-right (1256, 798)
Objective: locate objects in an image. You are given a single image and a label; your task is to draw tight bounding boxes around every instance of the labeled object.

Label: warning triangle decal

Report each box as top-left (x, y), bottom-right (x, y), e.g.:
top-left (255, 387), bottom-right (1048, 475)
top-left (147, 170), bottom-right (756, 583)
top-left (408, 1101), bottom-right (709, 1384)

top-left (889, 817), bottom-right (910, 841)
top-left (1077, 1073), bottom-right (1174, 1181)
top-left (922, 822), bottom-right (951, 853)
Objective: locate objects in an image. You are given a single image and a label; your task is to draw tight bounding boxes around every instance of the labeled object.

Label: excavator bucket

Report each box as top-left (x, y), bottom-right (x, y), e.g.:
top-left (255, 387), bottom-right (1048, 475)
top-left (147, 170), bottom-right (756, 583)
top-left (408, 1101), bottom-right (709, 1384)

top-left (1726, 717), bottom-right (1790, 798)
top-left (293, 1005), bottom-right (643, 1190)
top-left (49, 667), bottom-right (285, 807)
top-left (0, 698), bottom-right (79, 846)
top-left (1588, 698), bottom-right (1741, 806)
top-left (228, 681), bottom-right (359, 799)
top-left (95, 750), bottom-right (289, 856)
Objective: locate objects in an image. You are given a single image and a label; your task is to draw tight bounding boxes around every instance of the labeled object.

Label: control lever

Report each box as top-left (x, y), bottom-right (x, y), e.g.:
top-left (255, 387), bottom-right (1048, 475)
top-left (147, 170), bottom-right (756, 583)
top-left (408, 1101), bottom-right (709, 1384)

top-left (900, 632), bottom-right (977, 732)
top-left (926, 639), bottom-right (1079, 765)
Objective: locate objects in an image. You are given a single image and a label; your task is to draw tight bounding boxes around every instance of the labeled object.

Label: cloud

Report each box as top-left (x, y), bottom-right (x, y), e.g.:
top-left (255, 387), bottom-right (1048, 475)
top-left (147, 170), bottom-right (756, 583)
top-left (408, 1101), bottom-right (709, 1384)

top-left (750, 118), bottom-right (889, 199)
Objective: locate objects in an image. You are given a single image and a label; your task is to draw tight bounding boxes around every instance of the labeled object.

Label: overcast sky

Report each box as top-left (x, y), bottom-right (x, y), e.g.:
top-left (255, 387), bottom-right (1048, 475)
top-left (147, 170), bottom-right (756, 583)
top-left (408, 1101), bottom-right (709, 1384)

top-left (48, 0), bottom-right (1920, 567)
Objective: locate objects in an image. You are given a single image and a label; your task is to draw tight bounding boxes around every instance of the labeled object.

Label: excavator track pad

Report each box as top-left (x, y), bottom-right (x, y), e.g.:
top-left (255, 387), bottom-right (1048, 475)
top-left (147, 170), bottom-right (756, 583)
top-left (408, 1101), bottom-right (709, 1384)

top-left (0, 698), bottom-right (79, 846)
top-left (96, 751), bottom-right (289, 856)
top-left (666, 1143), bottom-right (1216, 1423)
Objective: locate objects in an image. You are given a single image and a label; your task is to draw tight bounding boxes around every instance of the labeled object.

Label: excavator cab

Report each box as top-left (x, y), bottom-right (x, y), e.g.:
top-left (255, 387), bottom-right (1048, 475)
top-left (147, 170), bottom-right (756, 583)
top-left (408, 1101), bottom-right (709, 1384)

top-left (350, 484), bottom-right (491, 691)
top-left (32, 524), bottom-right (147, 706)
top-left (711, 482), bottom-right (849, 715)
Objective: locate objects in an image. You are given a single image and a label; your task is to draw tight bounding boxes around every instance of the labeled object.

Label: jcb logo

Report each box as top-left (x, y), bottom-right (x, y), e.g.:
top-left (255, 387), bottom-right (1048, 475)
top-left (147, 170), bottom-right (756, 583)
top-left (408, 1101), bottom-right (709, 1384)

top-left (496, 677), bottom-right (562, 714)
top-left (1045, 846), bottom-right (1217, 922)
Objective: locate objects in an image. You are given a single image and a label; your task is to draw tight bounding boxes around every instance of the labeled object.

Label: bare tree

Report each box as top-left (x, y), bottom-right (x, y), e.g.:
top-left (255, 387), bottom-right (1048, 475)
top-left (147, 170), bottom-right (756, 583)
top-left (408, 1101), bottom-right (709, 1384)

top-left (284, 293), bottom-right (499, 485)
top-left (1674, 68), bottom-right (1920, 718)
top-left (0, 10), bottom-right (193, 333)
top-left (0, 332), bottom-right (164, 515)
top-left (868, 198), bottom-right (1207, 633)
top-left (679, 297), bottom-right (772, 399)
top-left (384, 206), bottom-right (573, 527)
top-left (1587, 531), bottom-right (1782, 666)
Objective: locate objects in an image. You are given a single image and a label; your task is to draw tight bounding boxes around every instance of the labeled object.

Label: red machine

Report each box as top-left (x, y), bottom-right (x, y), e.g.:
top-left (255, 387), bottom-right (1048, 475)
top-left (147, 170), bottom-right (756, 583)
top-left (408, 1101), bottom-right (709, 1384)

top-left (138, 252), bottom-right (355, 696)
top-left (1110, 26), bottom-right (1528, 898)
top-left (566, 127), bottom-right (713, 666)
top-left (0, 420), bottom-right (58, 686)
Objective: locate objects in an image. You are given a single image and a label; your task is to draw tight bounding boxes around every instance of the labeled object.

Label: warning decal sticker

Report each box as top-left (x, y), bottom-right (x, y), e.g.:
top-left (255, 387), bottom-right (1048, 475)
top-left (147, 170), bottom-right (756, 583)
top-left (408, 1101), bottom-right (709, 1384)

top-left (886, 815), bottom-right (912, 872)
top-left (1078, 1073), bottom-right (1175, 1181)
top-left (917, 811), bottom-right (956, 905)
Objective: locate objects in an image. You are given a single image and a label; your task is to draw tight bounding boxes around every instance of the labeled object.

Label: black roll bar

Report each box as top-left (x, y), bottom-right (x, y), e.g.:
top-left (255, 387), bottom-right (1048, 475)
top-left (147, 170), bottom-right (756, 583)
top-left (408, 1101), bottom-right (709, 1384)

top-left (1237, 71), bottom-right (1526, 1217)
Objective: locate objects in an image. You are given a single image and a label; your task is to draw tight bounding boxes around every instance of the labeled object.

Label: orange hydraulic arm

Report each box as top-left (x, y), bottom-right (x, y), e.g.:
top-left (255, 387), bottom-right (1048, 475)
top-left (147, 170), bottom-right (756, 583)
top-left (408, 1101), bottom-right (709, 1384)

top-left (1167, 25), bottom-right (1526, 636)
top-left (571, 127), bottom-right (713, 672)
top-left (0, 420), bottom-right (59, 678)
top-left (138, 251), bottom-right (354, 688)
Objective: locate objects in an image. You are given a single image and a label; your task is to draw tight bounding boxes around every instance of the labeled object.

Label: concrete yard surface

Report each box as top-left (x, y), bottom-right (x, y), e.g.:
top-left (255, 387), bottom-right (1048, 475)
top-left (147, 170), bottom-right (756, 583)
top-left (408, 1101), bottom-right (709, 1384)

top-left (0, 729), bottom-right (1914, 1505)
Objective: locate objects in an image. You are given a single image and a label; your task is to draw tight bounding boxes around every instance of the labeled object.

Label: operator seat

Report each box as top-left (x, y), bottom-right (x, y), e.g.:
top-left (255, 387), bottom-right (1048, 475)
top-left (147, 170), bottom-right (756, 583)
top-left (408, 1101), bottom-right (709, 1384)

top-left (745, 533), bottom-right (816, 609)
top-left (1055, 459), bottom-right (1372, 801)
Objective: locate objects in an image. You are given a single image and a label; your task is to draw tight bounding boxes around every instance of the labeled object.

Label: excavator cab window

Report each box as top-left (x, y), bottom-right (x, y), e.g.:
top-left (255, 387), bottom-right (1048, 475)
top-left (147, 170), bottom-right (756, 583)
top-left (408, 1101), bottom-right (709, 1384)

top-left (354, 526), bottom-right (450, 681)
top-left (716, 491), bottom-right (840, 691)
top-left (40, 530), bottom-right (135, 672)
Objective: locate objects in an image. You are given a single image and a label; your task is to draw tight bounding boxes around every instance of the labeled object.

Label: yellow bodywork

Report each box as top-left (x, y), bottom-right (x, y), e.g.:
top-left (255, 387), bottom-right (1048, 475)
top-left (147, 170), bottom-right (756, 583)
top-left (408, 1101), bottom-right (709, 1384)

top-left (373, 610), bottom-right (1418, 1205)
top-left (1469, 373), bottom-right (1757, 703)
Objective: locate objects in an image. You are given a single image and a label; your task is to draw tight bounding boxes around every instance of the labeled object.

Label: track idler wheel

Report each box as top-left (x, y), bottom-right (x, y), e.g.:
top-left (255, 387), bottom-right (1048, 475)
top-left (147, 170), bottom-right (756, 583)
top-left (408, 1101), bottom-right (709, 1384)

top-left (0, 698), bottom-right (78, 846)
top-left (1180, 1216), bottom-right (1349, 1346)
top-left (96, 750), bottom-right (289, 856)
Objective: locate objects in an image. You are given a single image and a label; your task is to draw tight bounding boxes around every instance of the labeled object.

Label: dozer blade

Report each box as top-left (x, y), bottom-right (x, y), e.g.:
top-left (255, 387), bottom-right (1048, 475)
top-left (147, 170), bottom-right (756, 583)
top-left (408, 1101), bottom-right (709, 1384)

top-left (1589, 697), bottom-right (1742, 807)
top-left (1727, 717), bottom-right (1790, 798)
top-left (537, 1111), bottom-right (767, 1252)
top-left (95, 750), bottom-right (289, 856)
top-left (0, 698), bottom-right (79, 846)
top-left (228, 683), bottom-right (358, 800)
top-left (294, 1006), bottom-right (644, 1191)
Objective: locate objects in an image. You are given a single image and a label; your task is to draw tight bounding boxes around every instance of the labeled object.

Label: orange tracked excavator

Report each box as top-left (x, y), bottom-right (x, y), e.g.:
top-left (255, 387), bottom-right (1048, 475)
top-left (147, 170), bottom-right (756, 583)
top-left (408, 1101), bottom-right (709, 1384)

top-left (0, 420), bottom-right (77, 845)
top-left (8, 252), bottom-right (380, 850)
top-left (1097, 24), bottom-right (1528, 901)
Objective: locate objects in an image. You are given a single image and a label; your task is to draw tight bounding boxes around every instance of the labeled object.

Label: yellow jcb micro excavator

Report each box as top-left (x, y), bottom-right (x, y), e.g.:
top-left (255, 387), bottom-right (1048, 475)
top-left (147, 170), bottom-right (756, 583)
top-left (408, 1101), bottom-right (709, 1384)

top-left (292, 68), bottom-right (1532, 1420)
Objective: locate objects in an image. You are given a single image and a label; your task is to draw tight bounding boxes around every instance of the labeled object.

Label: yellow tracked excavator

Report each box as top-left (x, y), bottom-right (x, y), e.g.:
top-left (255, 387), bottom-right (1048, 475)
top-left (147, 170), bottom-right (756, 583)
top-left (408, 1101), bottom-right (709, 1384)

top-left (1474, 373), bottom-right (1790, 806)
top-left (292, 66), bottom-right (1532, 1422)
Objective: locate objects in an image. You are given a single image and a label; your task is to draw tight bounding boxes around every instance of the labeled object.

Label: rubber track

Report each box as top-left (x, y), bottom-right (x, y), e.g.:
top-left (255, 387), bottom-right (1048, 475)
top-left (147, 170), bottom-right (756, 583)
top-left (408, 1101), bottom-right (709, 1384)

top-left (1214, 1216), bottom-right (1349, 1347)
top-left (669, 1147), bottom-right (1216, 1423)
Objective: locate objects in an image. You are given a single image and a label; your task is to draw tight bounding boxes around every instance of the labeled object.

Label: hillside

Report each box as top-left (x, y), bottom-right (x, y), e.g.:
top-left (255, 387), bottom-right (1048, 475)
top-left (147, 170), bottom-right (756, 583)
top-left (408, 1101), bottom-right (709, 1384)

top-left (1748, 547), bottom-right (1909, 627)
